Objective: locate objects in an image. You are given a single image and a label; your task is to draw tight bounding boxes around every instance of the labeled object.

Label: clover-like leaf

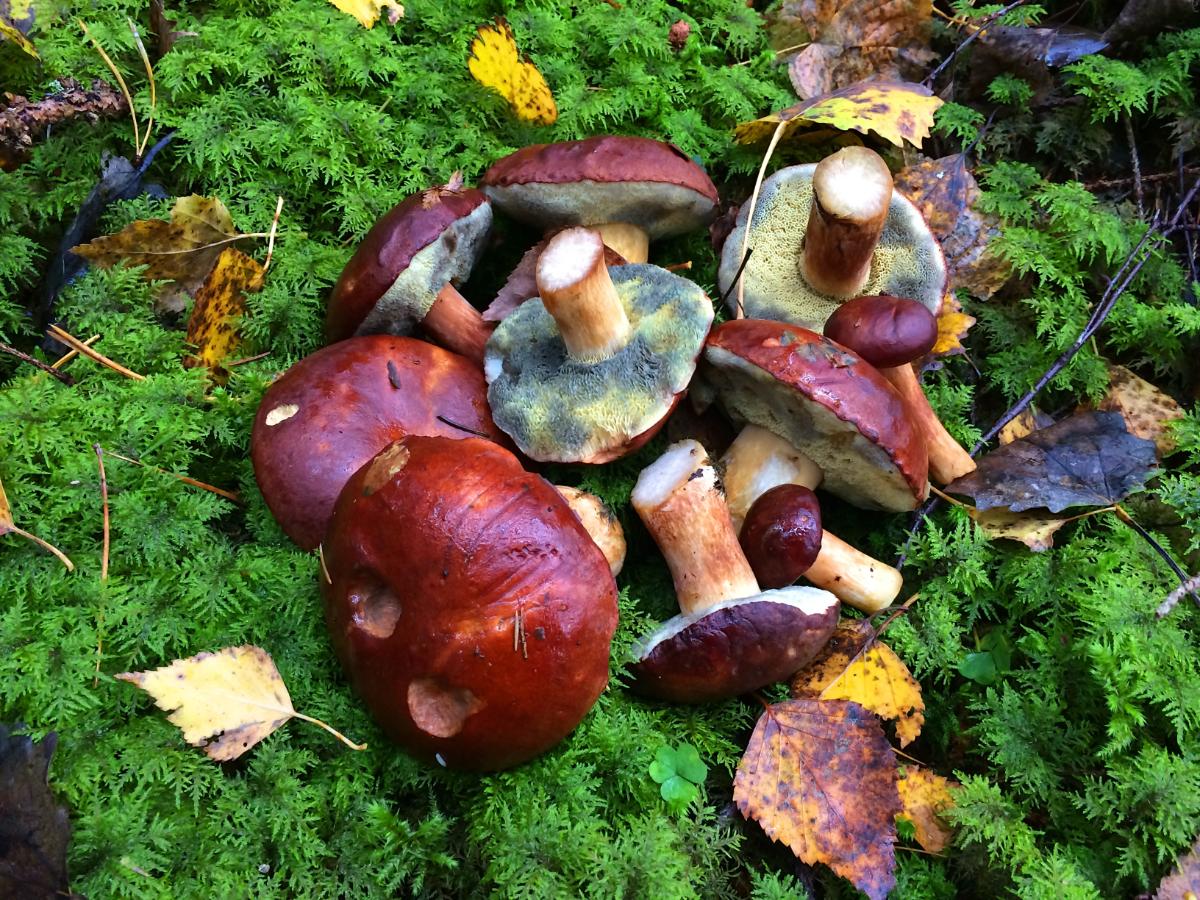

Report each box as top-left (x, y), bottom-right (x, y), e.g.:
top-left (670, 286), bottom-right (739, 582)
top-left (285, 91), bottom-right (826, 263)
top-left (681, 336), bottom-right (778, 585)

top-left (649, 743), bottom-right (708, 811)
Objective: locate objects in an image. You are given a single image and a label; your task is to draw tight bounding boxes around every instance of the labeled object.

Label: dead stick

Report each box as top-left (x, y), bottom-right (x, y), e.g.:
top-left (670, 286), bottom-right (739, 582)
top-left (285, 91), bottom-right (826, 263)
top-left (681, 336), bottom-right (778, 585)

top-left (52, 333), bottom-right (100, 368)
top-left (106, 451), bottom-right (241, 502)
top-left (0, 340), bottom-right (76, 385)
top-left (47, 326), bottom-right (146, 381)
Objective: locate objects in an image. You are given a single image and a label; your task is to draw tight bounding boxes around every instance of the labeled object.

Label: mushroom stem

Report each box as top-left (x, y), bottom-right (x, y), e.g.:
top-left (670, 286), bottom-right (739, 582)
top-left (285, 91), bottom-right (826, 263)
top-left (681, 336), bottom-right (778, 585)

top-left (536, 227), bottom-right (632, 362)
top-left (722, 424), bottom-right (824, 531)
top-left (632, 440), bottom-right (760, 616)
top-left (555, 485), bottom-right (627, 577)
top-left (880, 363), bottom-right (977, 484)
top-left (801, 147), bottom-right (893, 298)
top-left (594, 222), bottom-right (650, 264)
top-left (803, 531), bottom-right (902, 614)
top-left (425, 284), bottom-right (495, 364)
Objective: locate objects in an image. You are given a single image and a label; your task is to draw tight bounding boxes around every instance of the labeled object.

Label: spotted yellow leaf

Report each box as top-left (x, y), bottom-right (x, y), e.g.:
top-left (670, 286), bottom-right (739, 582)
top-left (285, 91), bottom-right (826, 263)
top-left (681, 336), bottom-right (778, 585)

top-left (931, 310), bottom-right (975, 357)
top-left (896, 765), bottom-right (957, 853)
top-left (183, 247), bottom-right (263, 376)
top-left (468, 19), bottom-right (557, 125)
top-left (327, 0), bottom-right (402, 28)
top-left (969, 506), bottom-right (1069, 552)
top-left (0, 15), bottom-right (37, 57)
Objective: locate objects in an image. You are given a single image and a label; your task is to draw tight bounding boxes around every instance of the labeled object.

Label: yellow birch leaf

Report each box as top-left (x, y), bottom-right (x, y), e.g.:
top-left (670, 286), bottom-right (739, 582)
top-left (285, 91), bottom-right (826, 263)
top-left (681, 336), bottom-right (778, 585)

top-left (327, 0), bottom-right (402, 29)
top-left (0, 15), bottom-right (37, 58)
top-left (896, 765), bottom-right (957, 853)
top-left (931, 309), bottom-right (976, 357)
top-left (117, 645), bottom-right (365, 761)
top-left (183, 247), bottom-right (263, 375)
top-left (468, 19), bottom-right (557, 125)
top-left (998, 408), bottom-right (1043, 445)
top-left (791, 620), bottom-right (925, 747)
top-left (969, 506), bottom-right (1069, 552)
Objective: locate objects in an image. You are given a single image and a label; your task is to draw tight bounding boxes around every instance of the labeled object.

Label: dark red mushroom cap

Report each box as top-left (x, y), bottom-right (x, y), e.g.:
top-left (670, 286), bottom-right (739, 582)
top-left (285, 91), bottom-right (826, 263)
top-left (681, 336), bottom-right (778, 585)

top-left (325, 186), bottom-right (492, 343)
top-left (740, 485), bottom-right (823, 590)
top-left (703, 319), bottom-right (929, 511)
top-left (251, 335), bottom-right (505, 551)
top-left (823, 295), bottom-right (938, 369)
top-left (629, 587), bottom-right (839, 704)
top-left (481, 136), bottom-right (719, 239)
top-left (321, 436), bottom-right (619, 771)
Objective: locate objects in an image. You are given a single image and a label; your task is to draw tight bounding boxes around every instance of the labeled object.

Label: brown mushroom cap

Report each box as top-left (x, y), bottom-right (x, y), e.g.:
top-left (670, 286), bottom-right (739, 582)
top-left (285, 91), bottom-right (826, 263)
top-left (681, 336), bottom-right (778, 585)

top-left (251, 335), bottom-right (505, 551)
top-left (823, 295), bottom-right (938, 369)
top-left (321, 436), bottom-right (619, 771)
top-left (325, 186), bottom-right (492, 343)
top-left (481, 136), bottom-right (719, 239)
top-left (740, 484), bottom-right (823, 589)
top-left (703, 319), bottom-right (929, 511)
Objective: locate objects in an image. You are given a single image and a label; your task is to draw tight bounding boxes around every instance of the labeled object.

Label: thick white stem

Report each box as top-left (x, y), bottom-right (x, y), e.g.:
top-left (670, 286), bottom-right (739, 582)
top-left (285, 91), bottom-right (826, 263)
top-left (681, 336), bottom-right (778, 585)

top-left (721, 425), bottom-right (823, 531)
top-left (803, 531), bottom-right (902, 614)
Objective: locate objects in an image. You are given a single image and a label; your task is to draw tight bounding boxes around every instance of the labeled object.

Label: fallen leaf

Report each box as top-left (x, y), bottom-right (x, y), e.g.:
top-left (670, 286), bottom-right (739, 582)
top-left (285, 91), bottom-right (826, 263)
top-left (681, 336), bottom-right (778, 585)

top-left (0, 14), bottom-right (37, 58)
top-left (327, 0), bottom-right (402, 28)
top-left (183, 247), bottom-right (264, 374)
top-left (931, 308), bottom-right (976, 358)
top-left (735, 698), bottom-right (900, 900)
top-left (998, 408), bottom-right (1046, 445)
top-left (117, 645), bottom-right (365, 760)
top-left (895, 154), bottom-right (1012, 299)
top-left (790, 620), bottom-right (925, 747)
top-left (468, 19), bottom-right (557, 126)
top-left (896, 765), bottom-right (956, 853)
top-left (0, 475), bottom-right (74, 571)
top-left (0, 725), bottom-right (71, 900)
top-left (946, 410), bottom-right (1158, 513)
top-left (778, 0), bottom-right (934, 100)
top-left (969, 506), bottom-right (1070, 551)
top-left (1105, 0), bottom-right (1194, 46)
top-left (970, 25), bottom-right (1107, 106)
top-left (149, 0), bottom-right (193, 57)
top-left (1094, 363), bottom-right (1185, 457)
top-left (0, 0), bottom-right (35, 32)
top-left (735, 80), bottom-right (942, 150)
top-left (1156, 836), bottom-right (1200, 900)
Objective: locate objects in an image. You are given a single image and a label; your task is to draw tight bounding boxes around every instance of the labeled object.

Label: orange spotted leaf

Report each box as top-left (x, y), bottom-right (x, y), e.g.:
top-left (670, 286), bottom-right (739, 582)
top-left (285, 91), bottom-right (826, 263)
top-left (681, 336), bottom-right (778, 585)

top-left (896, 765), bottom-right (957, 853)
top-left (468, 19), bottom-right (557, 125)
top-left (183, 247), bottom-right (263, 374)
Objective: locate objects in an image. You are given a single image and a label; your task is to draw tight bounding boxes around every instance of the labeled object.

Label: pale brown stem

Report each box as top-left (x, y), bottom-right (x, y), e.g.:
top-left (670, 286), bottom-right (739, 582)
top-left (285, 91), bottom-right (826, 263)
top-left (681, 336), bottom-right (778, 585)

top-left (801, 147), bottom-right (893, 298)
top-left (594, 222), bottom-right (649, 264)
top-left (721, 425), bottom-right (823, 531)
top-left (536, 227), bottom-right (631, 362)
top-left (882, 364), bottom-right (976, 484)
top-left (632, 440), bottom-right (759, 615)
top-left (803, 531), bottom-right (903, 614)
top-left (424, 283), bottom-right (494, 364)
top-left (47, 326), bottom-right (145, 381)
top-left (555, 485), bottom-right (627, 577)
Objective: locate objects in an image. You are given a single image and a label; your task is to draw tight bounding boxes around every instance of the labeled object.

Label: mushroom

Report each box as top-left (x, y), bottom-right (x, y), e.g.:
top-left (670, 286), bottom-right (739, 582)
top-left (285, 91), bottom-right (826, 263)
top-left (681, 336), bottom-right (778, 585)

top-left (555, 485), bottom-right (627, 577)
top-left (824, 294), bottom-right (976, 484)
top-left (484, 227), bottom-right (713, 463)
top-left (716, 147), bottom-right (946, 328)
top-left (251, 335), bottom-right (506, 550)
top-left (628, 440), bottom-right (840, 704)
top-left (325, 181), bottom-right (494, 363)
top-left (321, 435), bottom-right (619, 771)
top-left (721, 425), bottom-right (904, 613)
top-left (702, 318), bottom-right (929, 512)
top-left (481, 135), bottom-right (719, 263)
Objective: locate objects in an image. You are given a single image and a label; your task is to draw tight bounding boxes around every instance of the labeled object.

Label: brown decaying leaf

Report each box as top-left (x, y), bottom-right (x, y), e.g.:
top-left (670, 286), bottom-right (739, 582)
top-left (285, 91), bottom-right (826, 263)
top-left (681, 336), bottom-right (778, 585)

top-left (735, 698), bottom-right (901, 900)
top-left (183, 247), bottom-right (264, 374)
top-left (149, 0), bottom-right (194, 57)
top-left (791, 619), bottom-right (925, 747)
top-left (969, 506), bottom-right (1070, 552)
top-left (1093, 363), bottom-right (1185, 458)
top-left (895, 153), bottom-right (1012, 300)
top-left (0, 725), bottom-right (72, 900)
top-left (781, 0), bottom-right (934, 100)
top-left (1, 79), bottom-right (129, 168)
top-left (896, 765), bottom-right (956, 853)
top-left (1155, 835), bottom-right (1200, 900)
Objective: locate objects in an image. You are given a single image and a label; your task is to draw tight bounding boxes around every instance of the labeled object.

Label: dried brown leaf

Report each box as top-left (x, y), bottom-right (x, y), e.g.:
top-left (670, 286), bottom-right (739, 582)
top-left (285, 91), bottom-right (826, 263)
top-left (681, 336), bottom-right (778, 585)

top-left (0, 725), bottom-right (72, 900)
top-left (1156, 836), bottom-right (1200, 899)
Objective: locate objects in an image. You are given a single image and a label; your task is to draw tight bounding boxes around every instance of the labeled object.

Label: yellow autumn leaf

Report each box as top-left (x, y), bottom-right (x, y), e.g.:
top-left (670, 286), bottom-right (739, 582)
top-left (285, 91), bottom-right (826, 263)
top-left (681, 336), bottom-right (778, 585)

top-left (998, 408), bottom-right (1043, 445)
top-left (117, 645), bottom-right (366, 760)
top-left (969, 506), bottom-right (1070, 552)
top-left (0, 15), bottom-right (37, 58)
top-left (1096, 363), bottom-right (1185, 457)
top-left (896, 765), bottom-right (957, 853)
top-left (735, 80), bottom-right (942, 149)
top-left (468, 18), bottom-right (557, 125)
top-left (931, 309), bottom-right (976, 357)
top-left (183, 247), bottom-right (263, 375)
top-left (791, 620), bottom-right (925, 747)
top-left (327, 0), bottom-right (402, 29)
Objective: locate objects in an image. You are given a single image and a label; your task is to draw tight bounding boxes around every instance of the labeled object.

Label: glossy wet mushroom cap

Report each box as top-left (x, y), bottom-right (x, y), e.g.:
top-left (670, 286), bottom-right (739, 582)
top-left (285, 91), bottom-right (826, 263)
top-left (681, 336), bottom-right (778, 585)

top-left (823, 295), bottom-right (938, 369)
top-left (739, 484), bottom-right (823, 590)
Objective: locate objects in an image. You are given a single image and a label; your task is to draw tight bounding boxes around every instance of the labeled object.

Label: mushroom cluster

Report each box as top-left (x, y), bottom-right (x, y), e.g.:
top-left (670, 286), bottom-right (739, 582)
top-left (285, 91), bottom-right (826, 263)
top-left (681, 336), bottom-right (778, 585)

top-left (251, 136), bottom-right (970, 770)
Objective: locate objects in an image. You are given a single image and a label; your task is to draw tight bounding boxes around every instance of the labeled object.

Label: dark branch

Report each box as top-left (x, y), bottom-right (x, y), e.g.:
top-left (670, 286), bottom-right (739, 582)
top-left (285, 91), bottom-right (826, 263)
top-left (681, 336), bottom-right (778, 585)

top-left (0, 341), bottom-right (75, 385)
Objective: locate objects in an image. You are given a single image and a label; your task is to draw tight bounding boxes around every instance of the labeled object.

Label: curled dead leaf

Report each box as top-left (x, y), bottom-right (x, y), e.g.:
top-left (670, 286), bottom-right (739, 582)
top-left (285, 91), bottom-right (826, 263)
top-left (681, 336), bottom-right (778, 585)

top-left (896, 765), bottom-right (957, 853)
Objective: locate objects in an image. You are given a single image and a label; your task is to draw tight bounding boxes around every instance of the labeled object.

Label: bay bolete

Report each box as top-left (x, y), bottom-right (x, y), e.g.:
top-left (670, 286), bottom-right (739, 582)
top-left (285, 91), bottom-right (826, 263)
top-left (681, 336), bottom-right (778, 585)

top-left (325, 181), bottom-right (494, 362)
top-left (321, 435), bottom-right (619, 771)
top-left (484, 227), bottom-right (713, 463)
top-left (251, 335), bottom-right (505, 550)
top-left (481, 135), bottom-right (719, 263)
top-left (628, 440), bottom-right (839, 704)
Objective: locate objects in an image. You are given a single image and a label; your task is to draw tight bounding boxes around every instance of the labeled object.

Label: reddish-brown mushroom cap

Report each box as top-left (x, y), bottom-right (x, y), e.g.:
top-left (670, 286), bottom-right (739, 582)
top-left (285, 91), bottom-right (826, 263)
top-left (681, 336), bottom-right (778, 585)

top-left (321, 436), bottom-right (619, 771)
top-left (325, 185), bottom-right (492, 346)
top-left (740, 485), bottom-right (823, 590)
top-left (251, 335), bottom-right (505, 551)
top-left (703, 319), bottom-right (929, 511)
top-left (823, 295), bottom-right (938, 369)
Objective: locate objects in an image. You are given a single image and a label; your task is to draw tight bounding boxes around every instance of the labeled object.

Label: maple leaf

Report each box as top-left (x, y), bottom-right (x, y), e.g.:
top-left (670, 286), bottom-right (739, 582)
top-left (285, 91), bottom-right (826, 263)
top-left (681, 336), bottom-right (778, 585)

top-left (0, 474), bottom-right (73, 571)
top-left (790, 619), bottom-right (925, 747)
top-left (895, 153), bottom-right (1012, 300)
top-left (0, 725), bottom-right (72, 900)
top-left (1092, 363), bottom-right (1185, 458)
top-left (1156, 836), bottom-right (1200, 900)
top-left (947, 410), bottom-right (1158, 513)
top-left (183, 247), bottom-right (264, 375)
top-left (117, 646), bottom-right (366, 761)
top-left (735, 80), bottom-right (942, 149)
top-left (735, 698), bottom-right (901, 900)
top-left (468, 19), bottom-right (557, 126)
top-left (896, 765), bottom-right (957, 853)
top-left (779, 0), bottom-right (935, 101)
top-left (327, 0), bottom-right (402, 28)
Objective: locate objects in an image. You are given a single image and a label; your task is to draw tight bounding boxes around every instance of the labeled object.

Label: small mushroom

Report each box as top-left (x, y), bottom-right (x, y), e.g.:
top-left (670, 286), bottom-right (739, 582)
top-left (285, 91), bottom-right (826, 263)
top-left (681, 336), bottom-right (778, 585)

top-left (717, 147), bottom-right (946, 328)
top-left (325, 182), bottom-right (494, 363)
top-left (481, 136), bottom-right (719, 263)
top-left (484, 227), bottom-right (713, 463)
top-left (738, 484), bottom-right (822, 589)
top-left (251, 335), bottom-right (506, 550)
top-left (628, 440), bottom-right (839, 704)
top-left (824, 294), bottom-right (976, 484)
top-left (555, 485), bottom-right (626, 577)
top-left (321, 435), bottom-right (619, 771)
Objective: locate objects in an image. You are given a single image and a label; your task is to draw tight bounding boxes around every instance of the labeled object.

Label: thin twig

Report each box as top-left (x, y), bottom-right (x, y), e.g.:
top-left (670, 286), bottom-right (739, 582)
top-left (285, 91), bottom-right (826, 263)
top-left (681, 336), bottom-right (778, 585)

top-left (94, 443), bottom-right (110, 687)
top-left (923, 0), bottom-right (1028, 88)
top-left (106, 451), bottom-right (241, 502)
top-left (735, 119), bottom-right (788, 317)
top-left (1112, 506), bottom-right (1200, 609)
top-left (225, 351), bottom-right (270, 367)
top-left (127, 18), bottom-right (157, 160)
top-left (0, 341), bottom-right (76, 385)
top-left (1124, 116), bottom-right (1145, 220)
top-left (436, 415), bottom-right (490, 438)
top-left (47, 326), bottom-right (146, 381)
top-left (1085, 166), bottom-right (1200, 191)
top-left (51, 333), bottom-right (100, 368)
top-left (718, 248), bottom-right (754, 310)
top-left (79, 19), bottom-right (140, 158)
top-left (263, 196), bottom-right (284, 273)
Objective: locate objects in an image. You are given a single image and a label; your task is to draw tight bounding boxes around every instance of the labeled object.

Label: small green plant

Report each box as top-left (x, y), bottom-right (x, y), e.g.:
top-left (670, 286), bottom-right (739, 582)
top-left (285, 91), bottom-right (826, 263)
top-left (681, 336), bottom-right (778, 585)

top-left (649, 743), bottom-right (709, 812)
